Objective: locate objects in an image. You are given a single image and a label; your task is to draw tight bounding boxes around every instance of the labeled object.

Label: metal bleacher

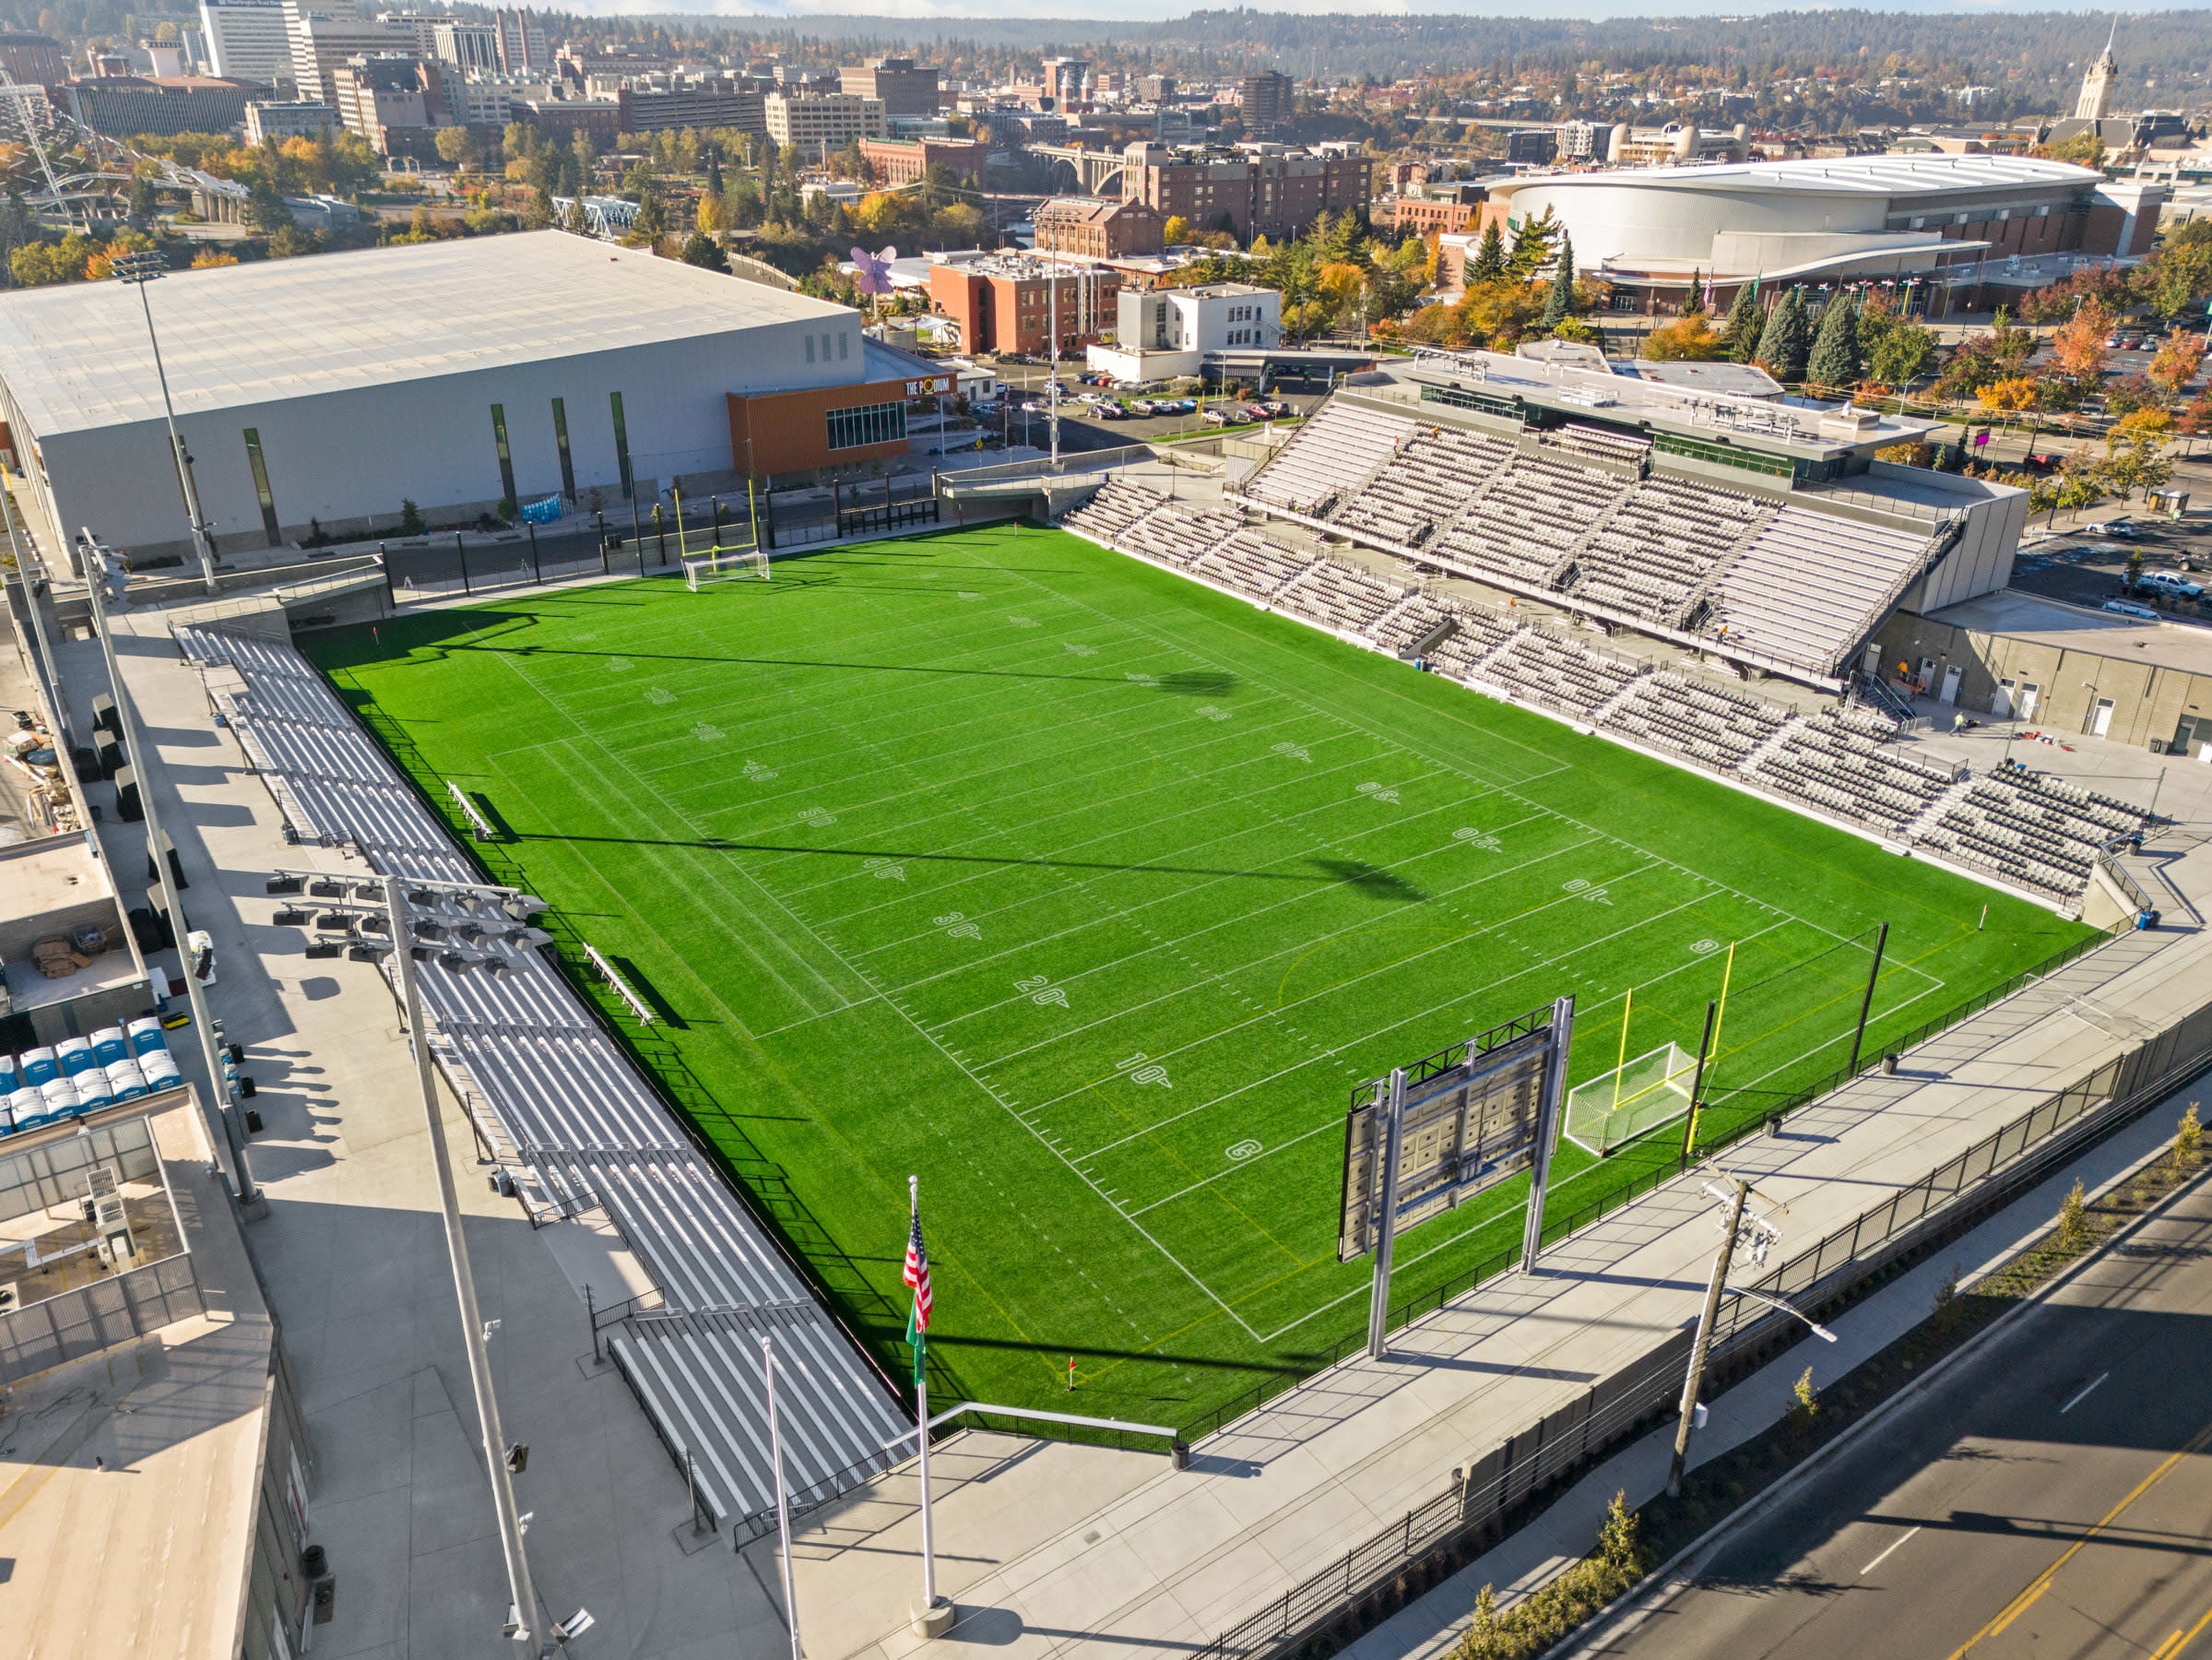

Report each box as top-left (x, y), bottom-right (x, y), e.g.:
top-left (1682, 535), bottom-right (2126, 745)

top-left (1060, 481), bottom-right (2150, 910)
top-left (173, 623), bottom-right (908, 1541)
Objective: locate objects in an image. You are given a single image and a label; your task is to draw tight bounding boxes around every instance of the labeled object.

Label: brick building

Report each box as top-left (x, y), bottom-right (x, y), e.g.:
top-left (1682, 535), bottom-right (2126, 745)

top-left (1033, 196), bottom-right (1165, 259)
top-left (858, 136), bottom-right (988, 186)
top-left (927, 255), bottom-right (1120, 358)
top-left (838, 55), bottom-right (939, 119)
top-left (1392, 196), bottom-right (1477, 235)
top-left (1120, 143), bottom-right (1374, 243)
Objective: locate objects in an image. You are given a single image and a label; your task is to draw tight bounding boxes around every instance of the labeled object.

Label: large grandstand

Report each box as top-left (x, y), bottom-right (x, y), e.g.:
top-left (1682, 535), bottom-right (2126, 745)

top-left (1064, 349), bottom-right (2143, 915)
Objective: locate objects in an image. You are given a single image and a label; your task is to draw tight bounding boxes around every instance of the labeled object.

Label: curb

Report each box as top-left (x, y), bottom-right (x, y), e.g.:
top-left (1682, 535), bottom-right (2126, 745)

top-left (1544, 1129), bottom-right (2212, 1660)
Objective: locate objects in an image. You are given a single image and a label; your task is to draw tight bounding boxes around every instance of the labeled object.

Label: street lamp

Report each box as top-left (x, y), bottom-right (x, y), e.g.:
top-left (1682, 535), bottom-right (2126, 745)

top-left (265, 867), bottom-right (570, 1652)
top-left (109, 250), bottom-right (219, 596)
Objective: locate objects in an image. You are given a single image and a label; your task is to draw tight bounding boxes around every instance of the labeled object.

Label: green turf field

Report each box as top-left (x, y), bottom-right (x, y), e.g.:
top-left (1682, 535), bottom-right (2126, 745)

top-left (308, 522), bottom-right (2092, 1429)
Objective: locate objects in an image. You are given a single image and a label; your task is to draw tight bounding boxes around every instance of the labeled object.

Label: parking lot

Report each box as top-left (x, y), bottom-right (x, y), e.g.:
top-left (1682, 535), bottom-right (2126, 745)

top-left (2013, 512), bottom-right (2212, 620)
top-left (972, 358), bottom-right (1331, 450)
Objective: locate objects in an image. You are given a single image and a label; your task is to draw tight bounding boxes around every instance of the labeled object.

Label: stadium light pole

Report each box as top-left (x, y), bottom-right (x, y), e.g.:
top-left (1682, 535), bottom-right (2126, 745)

top-left (110, 251), bottom-right (220, 596)
top-left (1845, 921), bottom-right (1890, 1076)
top-left (77, 532), bottom-right (257, 1210)
top-left (1519, 994), bottom-right (1576, 1275)
top-left (382, 873), bottom-right (550, 1653)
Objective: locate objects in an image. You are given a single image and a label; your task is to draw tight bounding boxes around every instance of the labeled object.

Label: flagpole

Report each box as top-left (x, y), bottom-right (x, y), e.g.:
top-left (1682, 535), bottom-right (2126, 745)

top-left (908, 1173), bottom-right (951, 1636)
top-left (763, 1334), bottom-right (801, 1660)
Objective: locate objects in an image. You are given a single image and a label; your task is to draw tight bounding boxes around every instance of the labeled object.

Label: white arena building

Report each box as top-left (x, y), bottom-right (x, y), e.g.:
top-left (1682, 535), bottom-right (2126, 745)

top-left (0, 231), bottom-right (945, 562)
top-left (1481, 154), bottom-right (2165, 306)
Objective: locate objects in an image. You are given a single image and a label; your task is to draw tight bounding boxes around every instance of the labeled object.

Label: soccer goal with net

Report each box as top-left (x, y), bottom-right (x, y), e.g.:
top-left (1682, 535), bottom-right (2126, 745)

top-left (1564, 1041), bottom-right (1697, 1156)
top-left (683, 547), bottom-right (770, 589)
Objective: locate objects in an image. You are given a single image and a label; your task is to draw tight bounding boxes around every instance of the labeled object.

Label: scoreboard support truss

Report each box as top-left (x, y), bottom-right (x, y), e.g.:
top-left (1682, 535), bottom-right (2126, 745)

top-left (1341, 996), bottom-right (1576, 1360)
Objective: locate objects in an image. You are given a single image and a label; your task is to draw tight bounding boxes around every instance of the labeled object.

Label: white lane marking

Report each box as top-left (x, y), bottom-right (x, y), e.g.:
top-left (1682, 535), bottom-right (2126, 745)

top-left (2061, 1372), bottom-right (2111, 1415)
top-left (1861, 1525), bottom-right (1922, 1576)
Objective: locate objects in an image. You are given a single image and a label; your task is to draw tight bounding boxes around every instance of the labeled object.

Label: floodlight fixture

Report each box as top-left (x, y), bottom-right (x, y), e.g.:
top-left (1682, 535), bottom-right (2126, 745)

top-left (266, 874), bottom-right (303, 895)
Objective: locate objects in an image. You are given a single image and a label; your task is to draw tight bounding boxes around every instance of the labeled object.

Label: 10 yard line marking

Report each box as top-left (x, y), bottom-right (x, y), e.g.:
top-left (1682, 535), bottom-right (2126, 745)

top-left (1862, 1526), bottom-right (1921, 1575)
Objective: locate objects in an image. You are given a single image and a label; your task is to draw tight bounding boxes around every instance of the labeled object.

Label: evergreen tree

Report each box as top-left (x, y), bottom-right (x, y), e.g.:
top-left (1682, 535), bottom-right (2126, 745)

top-left (1554, 231), bottom-right (1574, 298)
top-left (1720, 279), bottom-right (1762, 361)
top-left (1755, 288), bottom-right (1811, 383)
top-left (1806, 292), bottom-right (1863, 391)
top-left (1683, 269), bottom-right (1704, 315)
top-left (680, 231), bottom-right (728, 272)
top-left (707, 147), bottom-right (725, 195)
top-left (1470, 221), bottom-right (1507, 284)
top-left (1541, 267), bottom-right (1570, 330)
top-left (1507, 206), bottom-right (1557, 279)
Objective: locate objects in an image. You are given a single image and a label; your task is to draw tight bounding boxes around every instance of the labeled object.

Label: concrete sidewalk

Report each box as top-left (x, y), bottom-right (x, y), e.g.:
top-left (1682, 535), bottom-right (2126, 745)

top-left (763, 917), bottom-right (2212, 1660)
top-left (1340, 1073), bottom-right (2212, 1660)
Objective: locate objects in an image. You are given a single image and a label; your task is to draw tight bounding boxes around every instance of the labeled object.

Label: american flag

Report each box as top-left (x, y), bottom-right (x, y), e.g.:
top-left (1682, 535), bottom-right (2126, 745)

top-left (904, 1206), bottom-right (933, 1332)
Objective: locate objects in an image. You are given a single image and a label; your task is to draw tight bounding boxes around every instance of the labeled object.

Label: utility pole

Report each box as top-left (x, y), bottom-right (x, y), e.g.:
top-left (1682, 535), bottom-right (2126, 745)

top-left (384, 876), bottom-right (548, 1651)
top-left (1668, 1177), bottom-right (1746, 1498)
top-left (110, 252), bottom-right (219, 595)
top-left (78, 534), bottom-right (254, 1204)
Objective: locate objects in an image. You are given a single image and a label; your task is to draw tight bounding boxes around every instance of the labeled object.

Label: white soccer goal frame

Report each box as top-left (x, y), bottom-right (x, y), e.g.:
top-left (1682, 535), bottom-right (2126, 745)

top-left (1564, 1040), bottom-right (1696, 1156)
top-left (683, 546), bottom-right (770, 589)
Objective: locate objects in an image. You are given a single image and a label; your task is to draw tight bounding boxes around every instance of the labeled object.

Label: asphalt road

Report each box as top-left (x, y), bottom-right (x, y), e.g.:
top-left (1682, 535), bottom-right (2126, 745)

top-left (1580, 1170), bottom-right (2212, 1660)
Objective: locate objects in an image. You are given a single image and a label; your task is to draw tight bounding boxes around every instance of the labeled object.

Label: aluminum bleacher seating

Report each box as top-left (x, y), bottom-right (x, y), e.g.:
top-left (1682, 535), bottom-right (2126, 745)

top-left (1746, 709), bottom-right (1957, 833)
top-left (1569, 476), bottom-right (1772, 625)
top-left (1192, 528), bottom-right (1318, 599)
top-left (1479, 627), bottom-right (1646, 717)
top-left (1605, 671), bottom-right (1792, 771)
top-left (1705, 507), bottom-right (1937, 676)
top-left (1915, 765), bottom-right (2149, 903)
top-left (1541, 423), bottom-right (1652, 468)
top-left (1065, 478), bottom-right (1164, 546)
top-left (1425, 603), bottom-right (1525, 682)
top-left (1435, 455), bottom-right (1633, 588)
top-left (172, 622), bottom-right (907, 1540)
top-left (1371, 592), bottom-right (1458, 657)
top-left (1274, 557), bottom-right (1411, 634)
top-left (1119, 501), bottom-right (1243, 568)
top-left (1245, 403), bottom-right (1413, 517)
top-left (1331, 425), bottom-right (1516, 549)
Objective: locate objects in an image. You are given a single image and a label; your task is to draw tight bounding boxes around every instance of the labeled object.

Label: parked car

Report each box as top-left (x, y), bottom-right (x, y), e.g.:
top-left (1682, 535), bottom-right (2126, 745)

top-left (2103, 598), bottom-right (2161, 620)
top-left (1201, 407), bottom-right (1233, 427)
top-left (2138, 570), bottom-right (2205, 599)
top-left (2085, 519), bottom-right (2140, 539)
top-left (1092, 402), bottom-right (1128, 421)
top-left (1127, 398), bottom-right (1157, 415)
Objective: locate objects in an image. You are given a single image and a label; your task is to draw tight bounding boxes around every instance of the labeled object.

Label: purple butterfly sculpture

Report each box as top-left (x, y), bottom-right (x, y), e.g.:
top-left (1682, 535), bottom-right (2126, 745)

top-left (851, 245), bottom-right (897, 296)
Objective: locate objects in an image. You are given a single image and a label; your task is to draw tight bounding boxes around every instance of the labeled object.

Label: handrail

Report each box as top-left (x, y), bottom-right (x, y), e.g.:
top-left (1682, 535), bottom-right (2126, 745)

top-left (882, 1399), bottom-right (1181, 1450)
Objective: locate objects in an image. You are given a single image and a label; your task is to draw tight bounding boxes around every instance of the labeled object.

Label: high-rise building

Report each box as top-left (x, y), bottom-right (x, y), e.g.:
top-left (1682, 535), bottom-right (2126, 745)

top-left (286, 2), bottom-right (413, 107)
top-left (199, 0), bottom-right (289, 87)
top-left (431, 19), bottom-right (495, 74)
top-left (2075, 22), bottom-right (2117, 121)
top-left (494, 7), bottom-right (546, 74)
top-left (763, 89), bottom-right (884, 152)
top-left (838, 55), bottom-right (938, 119)
top-left (1240, 69), bottom-right (1291, 134)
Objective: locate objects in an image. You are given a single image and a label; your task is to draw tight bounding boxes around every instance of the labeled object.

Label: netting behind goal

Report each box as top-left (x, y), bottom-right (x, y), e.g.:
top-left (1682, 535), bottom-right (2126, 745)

top-left (1565, 1041), bottom-right (1696, 1156)
top-left (684, 547), bottom-right (769, 589)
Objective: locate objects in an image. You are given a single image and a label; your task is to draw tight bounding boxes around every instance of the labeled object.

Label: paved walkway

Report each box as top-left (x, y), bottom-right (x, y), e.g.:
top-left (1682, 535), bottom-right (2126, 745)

top-left (766, 913), bottom-right (2212, 1660)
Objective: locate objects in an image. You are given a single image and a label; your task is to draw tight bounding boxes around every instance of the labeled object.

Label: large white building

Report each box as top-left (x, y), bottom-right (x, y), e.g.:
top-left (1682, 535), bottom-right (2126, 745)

top-left (0, 234), bottom-right (942, 558)
top-left (198, 0), bottom-right (290, 87)
top-left (1480, 153), bottom-right (2164, 307)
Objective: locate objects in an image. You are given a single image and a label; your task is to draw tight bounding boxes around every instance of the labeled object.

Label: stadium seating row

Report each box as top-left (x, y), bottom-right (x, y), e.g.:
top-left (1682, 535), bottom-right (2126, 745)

top-left (172, 622), bottom-right (909, 1537)
top-left (1233, 402), bottom-right (1948, 675)
top-left (1063, 482), bottom-right (2148, 905)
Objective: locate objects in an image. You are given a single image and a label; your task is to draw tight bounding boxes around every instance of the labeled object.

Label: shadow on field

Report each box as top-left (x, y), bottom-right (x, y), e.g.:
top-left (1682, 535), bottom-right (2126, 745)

top-left (523, 832), bottom-right (1381, 886)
